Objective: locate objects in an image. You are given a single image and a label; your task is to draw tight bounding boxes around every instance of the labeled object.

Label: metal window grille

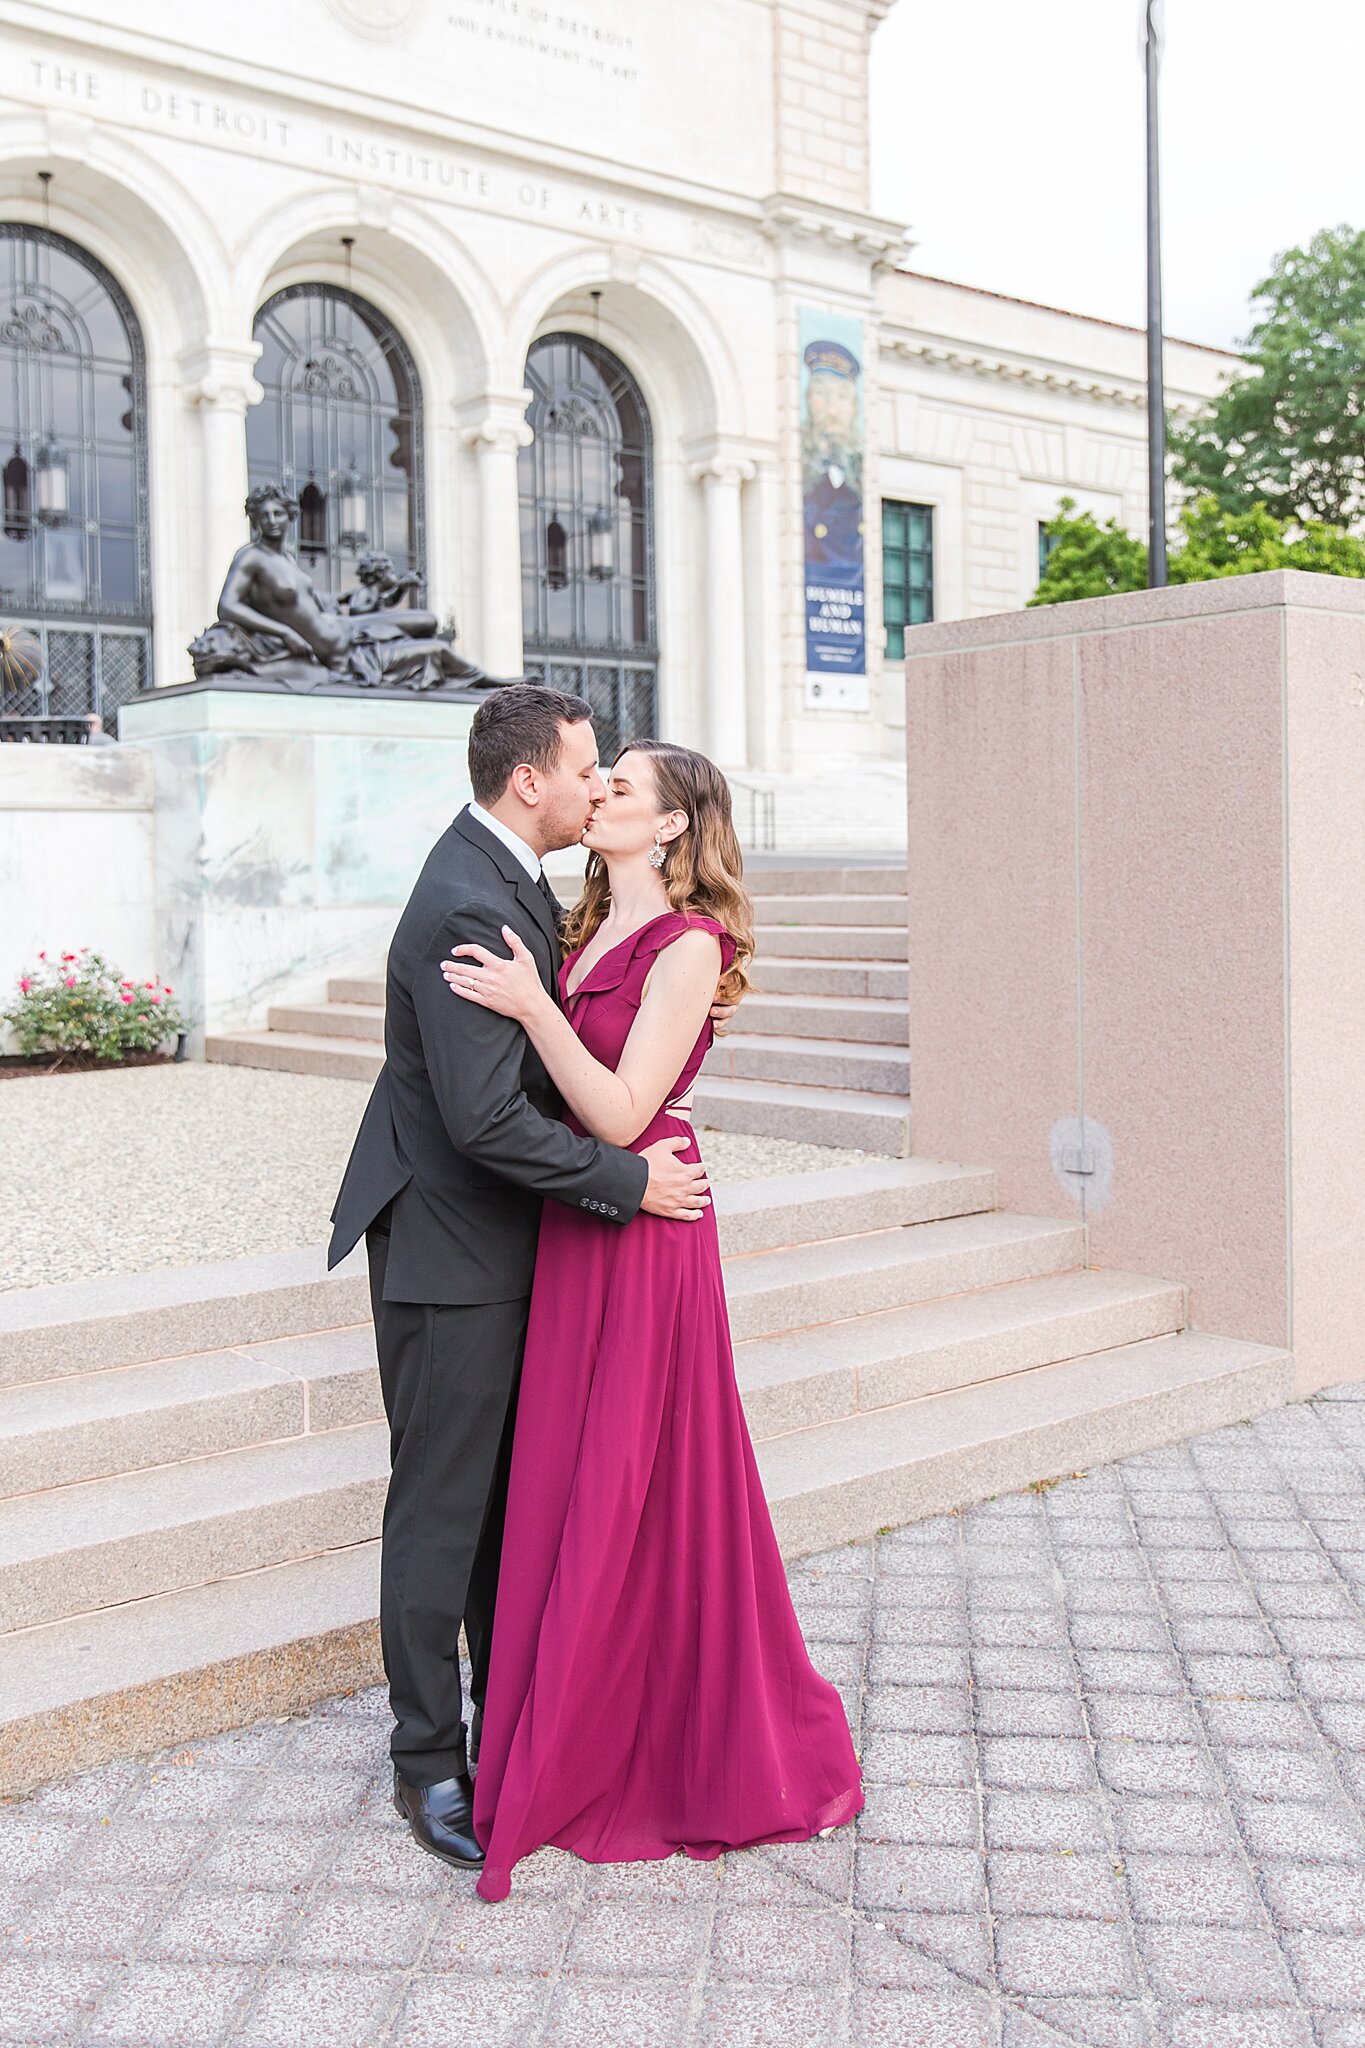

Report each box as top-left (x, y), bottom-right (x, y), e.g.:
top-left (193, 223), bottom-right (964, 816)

top-left (247, 284), bottom-right (425, 601)
top-left (0, 226), bottom-right (153, 731)
top-left (0, 617), bottom-right (149, 730)
top-left (520, 334), bottom-right (658, 759)
top-left (881, 499), bottom-right (934, 660)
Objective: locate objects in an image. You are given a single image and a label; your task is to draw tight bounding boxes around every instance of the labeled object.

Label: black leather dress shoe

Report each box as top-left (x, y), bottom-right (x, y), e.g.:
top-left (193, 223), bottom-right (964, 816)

top-left (392, 1768), bottom-right (484, 1869)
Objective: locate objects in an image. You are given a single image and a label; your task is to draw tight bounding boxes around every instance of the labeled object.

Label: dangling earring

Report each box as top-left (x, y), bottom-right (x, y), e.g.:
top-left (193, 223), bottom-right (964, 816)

top-left (648, 833), bottom-right (666, 871)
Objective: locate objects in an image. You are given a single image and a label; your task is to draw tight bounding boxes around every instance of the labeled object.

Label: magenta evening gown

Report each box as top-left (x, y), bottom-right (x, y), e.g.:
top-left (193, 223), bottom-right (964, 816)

top-left (472, 912), bottom-right (863, 1901)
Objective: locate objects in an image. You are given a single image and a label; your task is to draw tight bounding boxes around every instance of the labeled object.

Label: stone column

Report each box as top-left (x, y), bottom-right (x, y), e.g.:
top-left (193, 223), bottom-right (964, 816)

top-left (692, 455), bottom-right (755, 768)
top-left (179, 341), bottom-right (263, 627)
top-left (461, 402), bottom-right (533, 678)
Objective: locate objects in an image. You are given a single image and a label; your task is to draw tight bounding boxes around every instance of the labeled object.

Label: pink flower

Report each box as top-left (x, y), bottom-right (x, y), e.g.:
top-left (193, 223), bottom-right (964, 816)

top-left (18, 977), bottom-right (30, 994)
top-left (63, 976), bottom-right (77, 989)
top-left (61, 952), bottom-right (77, 963)
top-left (144, 980), bottom-right (155, 990)
top-left (163, 986), bottom-right (173, 996)
top-left (119, 979), bottom-right (133, 989)
top-left (149, 991), bottom-right (161, 1005)
top-left (37, 950), bottom-right (46, 961)
top-left (119, 991), bottom-right (133, 1004)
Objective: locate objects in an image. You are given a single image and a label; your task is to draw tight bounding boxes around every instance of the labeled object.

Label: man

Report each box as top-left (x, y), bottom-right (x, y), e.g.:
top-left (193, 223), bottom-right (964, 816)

top-left (801, 337), bottom-right (865, 570)
top-left (329, 684), bottom-right (711, 1870)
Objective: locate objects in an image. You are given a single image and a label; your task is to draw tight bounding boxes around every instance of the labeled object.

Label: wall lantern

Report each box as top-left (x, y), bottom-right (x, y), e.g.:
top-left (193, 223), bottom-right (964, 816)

top-left (338, 465), bottom-right (369, 552)
top-left (33, 436), bottom-right (69, 525)
top-left (586, 510), bottom-right (614, 582)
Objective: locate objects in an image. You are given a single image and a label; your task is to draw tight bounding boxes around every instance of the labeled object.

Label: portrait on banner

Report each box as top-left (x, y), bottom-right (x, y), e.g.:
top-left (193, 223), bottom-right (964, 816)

top-left (799, 306), bottom-right (868, 711)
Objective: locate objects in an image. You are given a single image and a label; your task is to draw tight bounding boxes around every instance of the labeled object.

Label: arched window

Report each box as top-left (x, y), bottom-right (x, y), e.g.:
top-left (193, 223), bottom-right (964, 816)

top-left (247, 284), bottom-right (424, 599)
top-left (0, 226), bottom-right (152, 728)
top-left (520, 334), bottom-right (657, 761)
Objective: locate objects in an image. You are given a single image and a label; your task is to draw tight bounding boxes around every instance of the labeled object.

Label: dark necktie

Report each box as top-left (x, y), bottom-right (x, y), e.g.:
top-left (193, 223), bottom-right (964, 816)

top-left (535, 867), bottom-right (561, 927)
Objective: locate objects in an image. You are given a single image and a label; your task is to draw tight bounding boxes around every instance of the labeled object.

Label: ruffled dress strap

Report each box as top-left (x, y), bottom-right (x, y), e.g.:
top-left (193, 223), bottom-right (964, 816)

top-left (634, 911), bottom-right (736, 974)
top-left (564, 911), bottom-right (735, 1008)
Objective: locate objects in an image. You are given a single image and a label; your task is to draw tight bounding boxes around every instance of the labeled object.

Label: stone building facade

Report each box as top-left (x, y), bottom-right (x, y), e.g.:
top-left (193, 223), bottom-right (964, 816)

top-left (0, 0), bottom-right (1234, 804)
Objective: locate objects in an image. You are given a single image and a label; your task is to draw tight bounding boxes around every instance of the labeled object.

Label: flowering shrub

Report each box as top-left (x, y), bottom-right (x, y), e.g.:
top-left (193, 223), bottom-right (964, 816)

top-left (3, 949), bottom-right (191, 1061)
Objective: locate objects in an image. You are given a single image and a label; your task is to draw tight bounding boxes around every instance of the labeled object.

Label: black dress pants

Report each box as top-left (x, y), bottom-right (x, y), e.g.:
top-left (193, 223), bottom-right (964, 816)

top-left (366, 1213), bottom-right (530, 1786)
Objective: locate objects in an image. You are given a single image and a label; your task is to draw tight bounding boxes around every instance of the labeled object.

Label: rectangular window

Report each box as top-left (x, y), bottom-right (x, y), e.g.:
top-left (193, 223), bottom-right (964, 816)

top-left (882, 500), bottom-right (933, 660)
top-left (1038, 519), bottom-right (1061, 581)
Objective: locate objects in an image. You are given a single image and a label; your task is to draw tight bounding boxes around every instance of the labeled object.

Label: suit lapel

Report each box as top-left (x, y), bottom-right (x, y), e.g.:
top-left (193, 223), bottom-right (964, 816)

top-left (452, 807), bottom-right (560, 991)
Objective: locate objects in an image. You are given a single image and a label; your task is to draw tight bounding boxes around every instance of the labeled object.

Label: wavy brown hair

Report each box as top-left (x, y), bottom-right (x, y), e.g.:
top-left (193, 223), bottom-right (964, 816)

top-left (560, 739), bottom-right (754, 1005)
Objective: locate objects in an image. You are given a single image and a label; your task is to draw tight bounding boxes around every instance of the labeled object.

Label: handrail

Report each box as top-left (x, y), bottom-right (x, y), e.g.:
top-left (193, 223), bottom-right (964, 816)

top-left (726, 775), bottom-right (777, 853)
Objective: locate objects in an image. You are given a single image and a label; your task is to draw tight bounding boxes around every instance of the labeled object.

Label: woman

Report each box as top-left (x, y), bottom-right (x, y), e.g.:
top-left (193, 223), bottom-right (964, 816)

top-left (442, 739), bottom-right (862, 1902)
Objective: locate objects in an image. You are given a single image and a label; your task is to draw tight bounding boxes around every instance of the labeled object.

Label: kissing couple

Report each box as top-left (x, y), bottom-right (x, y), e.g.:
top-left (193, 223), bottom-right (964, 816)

top-left (329, 683), bottom-right (862, 1902)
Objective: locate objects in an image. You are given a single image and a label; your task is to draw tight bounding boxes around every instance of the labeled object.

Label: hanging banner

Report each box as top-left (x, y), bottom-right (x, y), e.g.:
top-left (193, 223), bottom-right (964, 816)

top-left (800, 306), bottom-right (868, 710)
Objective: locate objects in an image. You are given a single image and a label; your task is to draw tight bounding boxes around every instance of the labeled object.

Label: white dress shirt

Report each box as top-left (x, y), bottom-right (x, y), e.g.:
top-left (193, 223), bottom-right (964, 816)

top-left (467, 800), bottom-right (543, 882)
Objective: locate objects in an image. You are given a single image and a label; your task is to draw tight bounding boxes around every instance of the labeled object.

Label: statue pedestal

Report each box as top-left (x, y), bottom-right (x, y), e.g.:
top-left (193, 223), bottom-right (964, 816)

top-left (120, 683), bottom-right (478, 1042)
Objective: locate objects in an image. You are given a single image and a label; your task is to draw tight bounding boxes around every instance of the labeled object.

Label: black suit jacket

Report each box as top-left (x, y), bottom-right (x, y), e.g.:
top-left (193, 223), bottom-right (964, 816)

top-left (328, 807), bottom-right (649, 1304)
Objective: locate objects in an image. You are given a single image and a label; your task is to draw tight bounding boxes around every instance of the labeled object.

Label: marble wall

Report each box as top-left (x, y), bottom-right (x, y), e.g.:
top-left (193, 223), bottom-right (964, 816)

top-left (119, 688), bottom-right (476, 1042)
top-left (0, 746), bottom-right (157, 1018)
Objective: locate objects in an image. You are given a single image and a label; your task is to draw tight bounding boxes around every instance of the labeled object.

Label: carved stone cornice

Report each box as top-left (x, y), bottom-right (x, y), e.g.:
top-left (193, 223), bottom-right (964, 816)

top-left (884, 335), bottom-right (1151, 410)
top-left (760, 194), bottom-right (910, 267)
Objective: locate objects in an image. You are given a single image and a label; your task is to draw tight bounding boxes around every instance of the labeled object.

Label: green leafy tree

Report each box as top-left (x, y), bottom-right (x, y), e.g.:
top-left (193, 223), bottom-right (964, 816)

top-left (1171, 224), bottom-right (1365, 529)
top-left (1028, 499), bottom-right (1147, 605)
top-left (1030, 496), bottom-right (1365, 606)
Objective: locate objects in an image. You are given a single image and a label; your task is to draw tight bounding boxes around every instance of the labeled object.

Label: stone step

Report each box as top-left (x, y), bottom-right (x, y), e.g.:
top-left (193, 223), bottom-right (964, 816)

top-left (754, 922), bottom-right (908, 961)
top-left (758, 1330), bottom-right (1294, 1557)
top-left (0, 1165), bottom-right (998, 1483)
top-left (737, 866), bottom-right (907, 896)
top-left (752, 958), bottom-right (908, 1000)
top-left (0, 1164), bottom-right (989, 1397)
top-left (736, 992), bottom-right (907, 1045)
top-left (206, 1030), bottom-right (384, 1083)
top-left (750, 893), bottom-right (906, 927)
top-left (304, 990), bottom-right (912, 1049)
top-left (705, 1031), bottom-right (909, 1096)
top-left (0, 1543), bottom-right (384, 1798)
top-left (0, 1246), bottom-right (370, 1391)
top-left (330, 975), bottom-right (385, 1006)
top-left (0, 1210), bottom-right (1078, 1626)
top-left (736, 1269), bottom-right (1186, 1439)
top-left (0, 1322), bottom-right (1290, 1798)
top-left (0, 1325), bottom-right (379, 1499)
top-left (712, 1157), bottom-right (995, 1255)
top-left (330, 958), bottom-right (915, 1011)
top-left (723, 1211), bottom-right (1085, 1345)
top-left (268, 1000), bottom-right (384, 1043)
top-left (0, 1422), bottom-right (391, 1632)
top-left (694, 1073), bottom-right (912, 1153)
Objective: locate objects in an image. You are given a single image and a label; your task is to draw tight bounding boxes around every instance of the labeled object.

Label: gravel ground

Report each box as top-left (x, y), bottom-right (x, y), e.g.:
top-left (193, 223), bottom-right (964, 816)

top-left (2, 1065), bottom-right (867, 1291)
top-left (8, 1391), bottom-right (1365, 2045)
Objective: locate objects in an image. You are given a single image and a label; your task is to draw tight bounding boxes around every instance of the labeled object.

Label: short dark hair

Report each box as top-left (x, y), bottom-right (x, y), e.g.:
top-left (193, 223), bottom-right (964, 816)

top-left (467, 683), bottom-right (593, 805)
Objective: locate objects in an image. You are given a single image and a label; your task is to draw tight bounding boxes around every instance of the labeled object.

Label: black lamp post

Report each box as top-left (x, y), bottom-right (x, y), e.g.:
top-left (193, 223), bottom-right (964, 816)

top-left (1144, 0), bottom-right (1168, 587)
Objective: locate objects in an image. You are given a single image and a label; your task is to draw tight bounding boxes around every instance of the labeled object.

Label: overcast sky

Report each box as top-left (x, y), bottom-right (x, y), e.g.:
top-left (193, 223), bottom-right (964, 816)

top-left (869, 0), bottom-right (1365, 353)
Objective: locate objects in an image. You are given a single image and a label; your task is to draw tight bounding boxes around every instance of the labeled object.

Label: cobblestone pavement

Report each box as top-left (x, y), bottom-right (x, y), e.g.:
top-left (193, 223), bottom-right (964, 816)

top-left (6, 1388), bottom-right (1365, 2047)
top-left (1, 1063), bottom-right (865, 1289)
